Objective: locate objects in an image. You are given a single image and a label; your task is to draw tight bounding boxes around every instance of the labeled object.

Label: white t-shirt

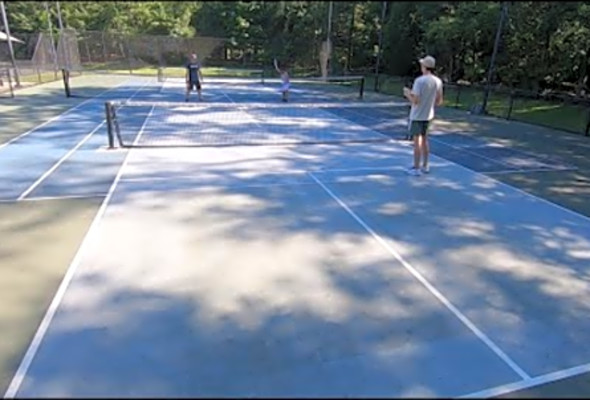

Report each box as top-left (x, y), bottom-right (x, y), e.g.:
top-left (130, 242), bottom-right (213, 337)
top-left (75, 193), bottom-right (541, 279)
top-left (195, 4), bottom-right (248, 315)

top-left (409, 74), bottom-right (443, 121)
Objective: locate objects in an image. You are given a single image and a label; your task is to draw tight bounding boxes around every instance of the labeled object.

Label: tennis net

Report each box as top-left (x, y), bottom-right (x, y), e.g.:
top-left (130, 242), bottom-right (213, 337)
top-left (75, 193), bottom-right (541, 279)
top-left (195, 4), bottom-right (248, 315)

top-left (105, 98), bottom-right (406, 148)
top-left (158, 74), bottom-right (366, 101)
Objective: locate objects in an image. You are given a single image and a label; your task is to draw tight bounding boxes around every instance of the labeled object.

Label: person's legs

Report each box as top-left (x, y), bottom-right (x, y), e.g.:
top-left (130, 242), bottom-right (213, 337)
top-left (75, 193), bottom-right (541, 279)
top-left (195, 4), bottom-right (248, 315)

top-left (413, 134), bottom-right (422, 169)
top-left (197, 81), bottom-right (202, 101)
top-left (185, 83), bottom-right (191, 101)
top-left (407, 121), bottom-right (427, 176)
top-left (421, 121), bottom-right (430, 172)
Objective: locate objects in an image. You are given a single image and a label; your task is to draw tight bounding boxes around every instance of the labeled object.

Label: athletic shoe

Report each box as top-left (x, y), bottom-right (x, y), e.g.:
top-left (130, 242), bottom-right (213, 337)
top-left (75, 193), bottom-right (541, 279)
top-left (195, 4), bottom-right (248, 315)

top-left (421, 165), bottom-right (430, 174)
top-left (406, 167), bottom-right (421, 176)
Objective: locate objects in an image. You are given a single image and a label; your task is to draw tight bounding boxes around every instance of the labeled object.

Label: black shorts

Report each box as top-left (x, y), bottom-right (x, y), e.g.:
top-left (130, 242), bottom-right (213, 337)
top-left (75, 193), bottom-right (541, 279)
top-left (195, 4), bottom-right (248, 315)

top-left (409, 120), bottom-right (430, 136)
top-left (187, 80), bottom-right (201, 91)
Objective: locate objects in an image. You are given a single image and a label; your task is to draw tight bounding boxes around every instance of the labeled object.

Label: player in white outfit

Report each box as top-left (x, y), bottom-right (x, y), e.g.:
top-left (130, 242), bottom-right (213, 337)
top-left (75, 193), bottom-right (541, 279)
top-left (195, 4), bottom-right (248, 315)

top-left (274, 59), bottom-right (290, 102)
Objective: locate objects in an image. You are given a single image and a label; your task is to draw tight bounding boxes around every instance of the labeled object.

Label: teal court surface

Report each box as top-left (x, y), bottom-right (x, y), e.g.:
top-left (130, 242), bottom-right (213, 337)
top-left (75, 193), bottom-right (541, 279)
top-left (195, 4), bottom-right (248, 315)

top-left (2, 76), bottom-right (590, 397)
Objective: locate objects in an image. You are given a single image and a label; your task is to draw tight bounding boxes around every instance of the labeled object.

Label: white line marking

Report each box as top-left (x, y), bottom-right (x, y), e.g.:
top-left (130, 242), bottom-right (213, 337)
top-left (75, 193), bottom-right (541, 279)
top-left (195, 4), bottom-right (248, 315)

top-left (432, 137), bottom-right (578, 170)
top-left (484, 167), bottom-right (578, 175)
top-left (117, 165), bottom-right (405, 184)
top-left (459, 361), bottom-right (590, 398)
top-left (3, 105), bottom-right (155, 399)
top-left (22, 193), bottom-right (108, 202)
top-left (430, 136), bottom-right (526, 170)
top-left (317, 165), bottom-right (404, 174)
top-left (116, 99), bottom-right (404, 109)
top-left (429, 148), bottom-right (590, 224)
top-left (17, 81), bottom-right (152, 201)
top-left (0, 80), bottom-right (130, 150)
top-left (308, 171), bottom-right (530, 381)
top-left (17, 123), bottom-right (106, 200)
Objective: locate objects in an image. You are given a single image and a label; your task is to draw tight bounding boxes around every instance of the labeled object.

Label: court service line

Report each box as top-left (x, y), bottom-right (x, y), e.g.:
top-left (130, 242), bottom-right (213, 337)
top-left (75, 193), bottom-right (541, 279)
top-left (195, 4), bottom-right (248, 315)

top-left (3, 105), bottom-right (155, 399)
top-left (22, 193), bottom-right (108, 202)
top-left (459, 360), bottom-right (590, 398)
top-left (428, 148), bottom-right (590, 224)
top-left (429, 136), bottom-right (531, 171)
top-left (484, 166), bottom-right (578, 175)
top-left (17, 80), bottom-right (153, 201)
top-left (0, 79), bottom-right (132, 150)
top-left (308, 172), bottom-right (530, 381)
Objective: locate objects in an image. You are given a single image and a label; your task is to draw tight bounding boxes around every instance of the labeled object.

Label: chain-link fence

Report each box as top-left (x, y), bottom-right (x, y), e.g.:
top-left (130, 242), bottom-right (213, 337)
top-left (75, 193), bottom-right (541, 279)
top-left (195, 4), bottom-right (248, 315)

top-left (371, 75), bottom-right (590, 137)
top-left (0, 28), bottom-right (83, 92)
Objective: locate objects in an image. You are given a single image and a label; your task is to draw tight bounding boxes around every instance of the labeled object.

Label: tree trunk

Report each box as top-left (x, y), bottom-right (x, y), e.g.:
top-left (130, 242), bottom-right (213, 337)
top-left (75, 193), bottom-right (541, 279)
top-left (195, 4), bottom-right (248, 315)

top-left (346, 2), bottom-right (356, 73)
top-left (575, 52), bottom-right (588, 98)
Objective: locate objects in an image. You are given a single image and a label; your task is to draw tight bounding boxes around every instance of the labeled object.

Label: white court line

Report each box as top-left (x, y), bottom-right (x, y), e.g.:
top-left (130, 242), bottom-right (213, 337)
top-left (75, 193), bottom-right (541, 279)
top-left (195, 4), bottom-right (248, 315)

top-left (484, 167), bottom-right (578, 175)
top-left (16, 122), bottom-right (106, 201)
top-left (430, 145), bottom-right (590, 224)
top-left (16, 80), bottom-right (152, 201)
top-left (308, 172), bottom-right (530, 381)
top-left (22, 193), bottom-right (108, 202)
top-left (459, 361), bottom-right (590, 398)
top-left (3, 105), bottom-right (155, 399)
top-left (119, 179), bottom-right (318, 193)
top-left (0, 79), bottom-right (132, 150)
top-left (439, 139), bottom-right (580, 169)
top-left (429, 136), bottom-right (529, 171)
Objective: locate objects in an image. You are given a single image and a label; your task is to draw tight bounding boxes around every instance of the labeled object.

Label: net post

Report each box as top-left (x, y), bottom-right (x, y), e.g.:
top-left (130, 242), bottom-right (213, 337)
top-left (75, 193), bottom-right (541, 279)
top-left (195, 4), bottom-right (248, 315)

top-left (359, 76), bottom-right (365, 99)
top-left (506, 90), bottom-right (515, 120)
top-left (455, 84), bottom-right (461, 108)
top-left (585, 106), bottom-right (590, 137)
top-left (105, 101), bottom-right (115, 149)
top-left (62, 68), bottom-right (71, 98)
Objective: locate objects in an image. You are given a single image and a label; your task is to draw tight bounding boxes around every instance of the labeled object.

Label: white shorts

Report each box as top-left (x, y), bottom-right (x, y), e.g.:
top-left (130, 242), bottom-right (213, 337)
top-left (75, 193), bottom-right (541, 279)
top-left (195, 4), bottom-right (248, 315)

top-left (280, 83), bottom-right (290, 92)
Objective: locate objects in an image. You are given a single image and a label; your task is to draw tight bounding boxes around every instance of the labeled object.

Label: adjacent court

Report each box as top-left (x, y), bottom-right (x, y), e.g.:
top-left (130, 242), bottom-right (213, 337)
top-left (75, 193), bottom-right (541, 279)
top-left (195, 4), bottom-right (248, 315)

top-left (2, 75), bottom-right (590, 397)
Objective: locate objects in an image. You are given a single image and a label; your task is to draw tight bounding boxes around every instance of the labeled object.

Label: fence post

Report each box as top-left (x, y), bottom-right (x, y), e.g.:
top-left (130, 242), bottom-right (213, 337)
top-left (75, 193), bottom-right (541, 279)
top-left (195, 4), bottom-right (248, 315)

top-left (506, 90), bottom-right (515, 120)
top-left (359, 76), bottom-right (365, 99)
top-left (105, 102), bottom-right (114, 149)
top-left (585, 106), bottom-right (590, 137)
top-left (5, 68), bottom-right (14, 98)
top-left (62, 68), bottom-right (71, 97)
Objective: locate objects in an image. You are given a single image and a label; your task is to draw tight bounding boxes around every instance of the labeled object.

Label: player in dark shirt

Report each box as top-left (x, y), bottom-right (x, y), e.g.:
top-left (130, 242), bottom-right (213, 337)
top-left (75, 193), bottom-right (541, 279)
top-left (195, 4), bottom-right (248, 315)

top-left (185, 53), bottom-right (203, 101)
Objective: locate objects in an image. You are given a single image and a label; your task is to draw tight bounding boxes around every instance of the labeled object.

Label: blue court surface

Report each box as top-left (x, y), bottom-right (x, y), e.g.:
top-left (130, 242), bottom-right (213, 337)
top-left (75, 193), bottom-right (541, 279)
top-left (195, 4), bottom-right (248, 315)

top-left (3, 77), bottom-right (590, 397)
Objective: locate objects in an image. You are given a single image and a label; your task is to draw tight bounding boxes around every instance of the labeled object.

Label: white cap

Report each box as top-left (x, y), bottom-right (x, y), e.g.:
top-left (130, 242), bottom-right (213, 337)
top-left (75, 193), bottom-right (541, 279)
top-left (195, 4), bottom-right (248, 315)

top-left (419, 55), bottom-right (436, 69)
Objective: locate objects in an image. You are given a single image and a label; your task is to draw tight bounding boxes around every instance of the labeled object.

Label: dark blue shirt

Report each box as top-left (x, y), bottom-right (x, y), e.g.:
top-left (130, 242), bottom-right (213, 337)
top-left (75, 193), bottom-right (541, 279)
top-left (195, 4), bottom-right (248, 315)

top-left (187, 62), bottom-right (200, 82)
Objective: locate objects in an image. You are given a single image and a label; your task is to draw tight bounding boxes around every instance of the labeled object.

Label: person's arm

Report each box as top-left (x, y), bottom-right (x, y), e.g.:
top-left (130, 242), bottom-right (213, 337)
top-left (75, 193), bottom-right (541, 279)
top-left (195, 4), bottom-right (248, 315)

top-left (403, 81), bottom-right (420, 105)
top-left (436, 85), bottom-right (443, 106)
top-left (274, 58), bottom-right (281, 74)
top-left (198, 65), bottom-right (203, 83)
top-left (185, 65), bottom-right (189, 84)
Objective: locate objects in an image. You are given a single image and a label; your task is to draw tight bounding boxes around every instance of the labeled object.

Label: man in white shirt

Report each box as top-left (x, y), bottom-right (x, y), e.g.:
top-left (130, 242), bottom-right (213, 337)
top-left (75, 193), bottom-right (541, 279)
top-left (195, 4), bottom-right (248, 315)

top-left (403, 56), bottom-right (443, 175)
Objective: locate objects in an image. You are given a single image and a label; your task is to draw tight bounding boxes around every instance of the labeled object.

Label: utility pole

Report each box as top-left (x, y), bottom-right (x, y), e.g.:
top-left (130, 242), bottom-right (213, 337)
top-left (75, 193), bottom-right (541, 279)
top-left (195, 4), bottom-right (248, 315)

top-left (55, 1), bottom-right (69, 70)
top-left (327, 1), bottom-right (333, 76)
top-left (0, 1), bottom-right (20, 87)
top-left (374, 1), bottom-right (387, 92)
top-left (479, 1), bottom-right (508, 114)
top-left (44, 2), bottom-right (59, 78)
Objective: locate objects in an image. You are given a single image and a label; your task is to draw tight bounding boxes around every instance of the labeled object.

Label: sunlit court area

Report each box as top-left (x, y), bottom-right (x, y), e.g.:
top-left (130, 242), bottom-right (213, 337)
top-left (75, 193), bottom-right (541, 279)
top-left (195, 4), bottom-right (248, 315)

top-left (2, 1), bottom-right (590, 398)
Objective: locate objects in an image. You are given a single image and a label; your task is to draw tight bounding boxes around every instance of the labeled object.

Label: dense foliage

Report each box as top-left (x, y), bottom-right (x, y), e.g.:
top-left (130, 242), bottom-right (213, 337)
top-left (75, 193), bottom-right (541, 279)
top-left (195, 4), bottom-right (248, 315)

top-left (4, 1), bottom-right (589, 94)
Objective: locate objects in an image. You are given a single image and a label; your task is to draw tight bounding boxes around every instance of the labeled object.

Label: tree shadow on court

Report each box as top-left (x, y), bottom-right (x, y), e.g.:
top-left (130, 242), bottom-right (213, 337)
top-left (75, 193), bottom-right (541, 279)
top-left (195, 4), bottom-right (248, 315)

top-left (3, 82), bottom-right (590, 397)
top-left (82, 139), bottom-right (590, 396)
top-left (13, 254), bottom-right (514, 397)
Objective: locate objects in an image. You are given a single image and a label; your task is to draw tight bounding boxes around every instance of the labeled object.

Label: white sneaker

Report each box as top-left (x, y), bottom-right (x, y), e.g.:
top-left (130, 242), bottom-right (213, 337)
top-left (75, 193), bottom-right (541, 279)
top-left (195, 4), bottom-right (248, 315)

top-left (406, 167), bottom-right (421, 176)
top-left (421, 166), bottom-right (430, 174)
